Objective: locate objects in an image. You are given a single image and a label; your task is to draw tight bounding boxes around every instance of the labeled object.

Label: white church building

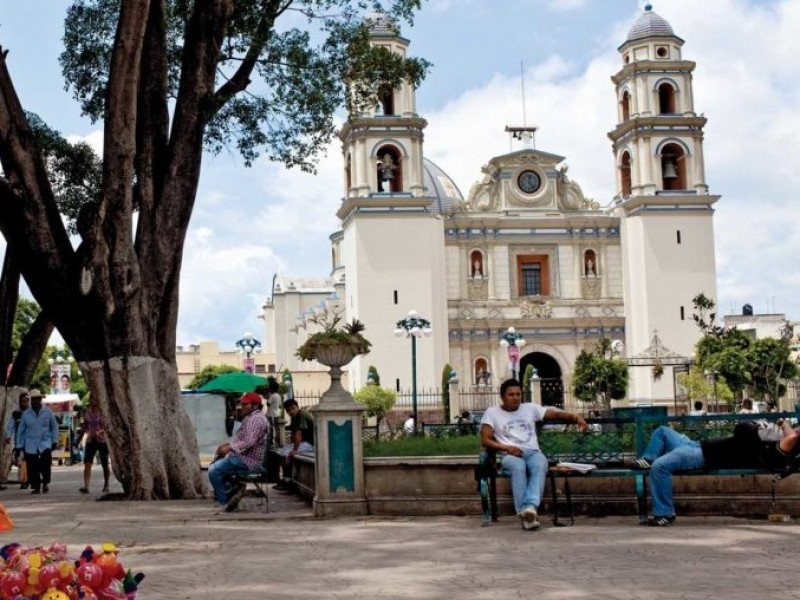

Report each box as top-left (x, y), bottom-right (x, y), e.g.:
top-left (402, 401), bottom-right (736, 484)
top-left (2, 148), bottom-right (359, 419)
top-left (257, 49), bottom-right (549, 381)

top-left (262, 5), bottom-right (719, 408)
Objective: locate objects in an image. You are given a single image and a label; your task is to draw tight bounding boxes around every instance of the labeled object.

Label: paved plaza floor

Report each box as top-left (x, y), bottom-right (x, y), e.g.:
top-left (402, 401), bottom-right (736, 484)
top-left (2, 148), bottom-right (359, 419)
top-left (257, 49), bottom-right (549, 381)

top-left (1, 465), bottom-right (799, 599)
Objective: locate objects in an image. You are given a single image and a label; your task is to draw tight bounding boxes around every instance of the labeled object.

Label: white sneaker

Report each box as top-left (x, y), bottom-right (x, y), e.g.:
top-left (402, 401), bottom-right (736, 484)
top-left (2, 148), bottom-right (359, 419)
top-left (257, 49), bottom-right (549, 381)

top-left (519, 507), bottom-right (540, 531)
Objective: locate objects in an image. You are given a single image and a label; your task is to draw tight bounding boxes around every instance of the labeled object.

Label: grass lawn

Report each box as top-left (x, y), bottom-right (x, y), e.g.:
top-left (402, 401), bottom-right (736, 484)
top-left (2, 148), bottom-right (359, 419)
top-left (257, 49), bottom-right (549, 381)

top-left (364, 434), bottom-right (481, 457)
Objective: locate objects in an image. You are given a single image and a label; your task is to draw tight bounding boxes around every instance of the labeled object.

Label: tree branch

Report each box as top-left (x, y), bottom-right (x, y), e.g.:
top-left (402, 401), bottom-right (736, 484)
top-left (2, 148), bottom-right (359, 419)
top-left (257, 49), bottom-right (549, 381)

top-left (211, 0), bottom-right (282, 116)
top-left (7, 311), bottom-right (54, 387)
top-left (0, 247), bottom-right (20, 379)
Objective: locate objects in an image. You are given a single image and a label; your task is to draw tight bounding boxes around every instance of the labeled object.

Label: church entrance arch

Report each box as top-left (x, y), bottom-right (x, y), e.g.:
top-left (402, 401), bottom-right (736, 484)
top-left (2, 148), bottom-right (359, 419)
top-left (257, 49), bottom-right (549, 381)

top-left (519, 352), bottom-right (564, 407)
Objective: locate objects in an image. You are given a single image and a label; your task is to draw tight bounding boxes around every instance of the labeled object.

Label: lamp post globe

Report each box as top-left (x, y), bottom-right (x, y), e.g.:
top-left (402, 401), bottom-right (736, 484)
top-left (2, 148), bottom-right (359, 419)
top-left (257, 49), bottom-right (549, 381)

top-left (395, 310), bottom-right (432, 435)
top-left (235, 332), bottom-right (262, 373)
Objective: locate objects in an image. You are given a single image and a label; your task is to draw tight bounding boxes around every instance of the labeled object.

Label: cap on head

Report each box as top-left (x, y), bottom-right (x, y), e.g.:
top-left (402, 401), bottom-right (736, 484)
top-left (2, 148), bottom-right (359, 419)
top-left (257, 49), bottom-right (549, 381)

top-left (29, 389), bottom-right (45, 399)
top-left (239, 392), bottom-right (262, 406)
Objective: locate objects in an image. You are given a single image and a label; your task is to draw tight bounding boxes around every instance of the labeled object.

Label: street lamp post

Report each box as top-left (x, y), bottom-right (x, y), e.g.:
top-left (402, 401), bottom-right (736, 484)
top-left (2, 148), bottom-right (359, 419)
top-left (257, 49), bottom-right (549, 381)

top-left (235, 332), bottom-right (262, 373)
top-left (394, 310), bottom-right (432, 434)
top-left (499, 327), bottom-right (526, 380)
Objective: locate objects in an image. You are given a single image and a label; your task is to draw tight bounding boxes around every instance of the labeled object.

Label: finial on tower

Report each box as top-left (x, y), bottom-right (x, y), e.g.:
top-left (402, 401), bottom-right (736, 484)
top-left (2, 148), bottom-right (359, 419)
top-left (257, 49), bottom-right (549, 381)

top-left (644, 2), bottom-right (653, 11)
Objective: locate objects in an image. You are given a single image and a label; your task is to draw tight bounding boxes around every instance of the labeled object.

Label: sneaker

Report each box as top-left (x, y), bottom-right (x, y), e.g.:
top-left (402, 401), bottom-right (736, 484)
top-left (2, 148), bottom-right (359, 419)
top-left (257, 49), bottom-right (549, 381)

top-left (224, 483), bottom-right (247, 513)
top-left (42, 484), bottom-right (49, 494)
top-left (643, 515), bottom-right (676, 527)
top-left (79, 487), bottom-right (89, 494)
top-left (625, 458), bottom-right (651, 470)
top-left (31, 488), bottom-right (40, 495)
top-left (519, 507), bottom-right (541, 531)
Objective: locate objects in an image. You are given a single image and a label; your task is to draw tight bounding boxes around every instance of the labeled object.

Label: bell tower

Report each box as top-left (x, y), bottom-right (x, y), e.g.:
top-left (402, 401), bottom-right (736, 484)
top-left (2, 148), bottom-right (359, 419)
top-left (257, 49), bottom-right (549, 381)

top-left (610, 4), bottom-right (720, 400)
top-left (336, 12), bottom-right (448, 391)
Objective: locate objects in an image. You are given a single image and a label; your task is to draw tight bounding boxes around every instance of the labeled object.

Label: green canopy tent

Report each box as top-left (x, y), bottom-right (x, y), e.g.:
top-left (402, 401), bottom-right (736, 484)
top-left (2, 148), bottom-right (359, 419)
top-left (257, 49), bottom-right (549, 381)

top-left (197, 371), bottom-right (269, 394)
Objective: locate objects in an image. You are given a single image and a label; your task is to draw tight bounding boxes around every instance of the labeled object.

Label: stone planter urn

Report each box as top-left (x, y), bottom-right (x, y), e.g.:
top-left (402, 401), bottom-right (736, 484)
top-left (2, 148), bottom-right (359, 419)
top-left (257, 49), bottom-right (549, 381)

top-left (313, 343), bottom-right (360, 405)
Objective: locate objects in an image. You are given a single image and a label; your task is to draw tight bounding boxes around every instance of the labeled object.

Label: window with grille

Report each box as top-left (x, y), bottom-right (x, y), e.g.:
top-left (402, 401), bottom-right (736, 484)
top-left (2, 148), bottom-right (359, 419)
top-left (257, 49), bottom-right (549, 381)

top-left (517, 255), bottom-right (550, 297)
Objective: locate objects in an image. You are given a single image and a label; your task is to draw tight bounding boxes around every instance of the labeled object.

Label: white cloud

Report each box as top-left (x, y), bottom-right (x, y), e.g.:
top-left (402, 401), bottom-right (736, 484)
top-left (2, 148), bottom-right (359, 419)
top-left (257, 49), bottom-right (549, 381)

top-left (547, 0), bottom-right (588, 12)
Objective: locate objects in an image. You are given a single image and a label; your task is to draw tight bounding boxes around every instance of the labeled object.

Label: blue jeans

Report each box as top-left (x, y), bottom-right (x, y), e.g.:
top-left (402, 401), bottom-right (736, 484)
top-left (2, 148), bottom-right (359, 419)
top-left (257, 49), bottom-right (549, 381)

top-left (208, 455), bottom-right (251, 505)
top-left (500, 449), bottom-right (548, 514)
top-left (642, 426), bottom-right (705, 517)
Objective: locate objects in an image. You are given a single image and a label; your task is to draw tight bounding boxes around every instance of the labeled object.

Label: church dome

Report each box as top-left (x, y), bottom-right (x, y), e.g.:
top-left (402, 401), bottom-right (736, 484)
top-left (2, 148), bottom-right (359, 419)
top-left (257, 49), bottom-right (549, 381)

top-left (626, 4), bottom-right (676, 42)
top-left (422, 158), bottom-right (464, 214)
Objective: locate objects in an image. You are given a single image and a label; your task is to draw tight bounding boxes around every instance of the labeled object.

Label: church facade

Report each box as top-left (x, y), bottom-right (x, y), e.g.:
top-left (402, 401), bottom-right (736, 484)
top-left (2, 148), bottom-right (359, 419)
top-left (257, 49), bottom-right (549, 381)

top-left (263, 5), bottom-right (718, 408)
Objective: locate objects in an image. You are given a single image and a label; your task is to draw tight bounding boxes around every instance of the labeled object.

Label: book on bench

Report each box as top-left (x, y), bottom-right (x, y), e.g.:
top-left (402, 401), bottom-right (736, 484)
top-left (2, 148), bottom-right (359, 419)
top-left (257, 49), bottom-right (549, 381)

top-left (554, 462), bottom-right (597, 473)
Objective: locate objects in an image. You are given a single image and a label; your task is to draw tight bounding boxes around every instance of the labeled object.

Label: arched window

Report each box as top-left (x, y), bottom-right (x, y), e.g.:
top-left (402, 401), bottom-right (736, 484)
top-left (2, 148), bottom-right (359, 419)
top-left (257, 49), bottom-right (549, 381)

top-left (375, 145), bottom-right (402, 193)
top-left (470, 250), bottom-right (485, 279)
top-left (377, 84), bottom-right (395, 116)
top-left (474, 358), bottom-right (490, 386)
top-left (620, 151), bottom-right (632, 197)
top-left (658, 83), bottom-right (676, 114)
top-left (583, 249), bottom-right (598, 277)
top-left (621, 90), bottom-right (630, 122)
top-left (660, 143), bottom-right (687, 190)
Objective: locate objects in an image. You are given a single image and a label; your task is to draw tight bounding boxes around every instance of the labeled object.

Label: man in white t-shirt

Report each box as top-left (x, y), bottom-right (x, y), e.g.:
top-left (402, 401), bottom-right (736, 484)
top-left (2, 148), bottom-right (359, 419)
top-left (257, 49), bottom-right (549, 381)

top-left (481, 379), bottom-right (587, 530)
top-left (403, 415), bottom-right (415, 434)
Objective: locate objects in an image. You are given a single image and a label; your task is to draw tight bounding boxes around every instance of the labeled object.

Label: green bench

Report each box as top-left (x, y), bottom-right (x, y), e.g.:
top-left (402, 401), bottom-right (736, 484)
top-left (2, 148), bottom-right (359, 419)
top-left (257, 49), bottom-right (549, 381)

top-left (477, 411), bottom-right (799, 526)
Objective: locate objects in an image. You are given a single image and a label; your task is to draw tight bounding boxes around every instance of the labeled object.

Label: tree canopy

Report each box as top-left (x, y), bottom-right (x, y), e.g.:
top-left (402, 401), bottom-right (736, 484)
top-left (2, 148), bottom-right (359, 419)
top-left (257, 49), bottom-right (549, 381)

top-left (0, 0), bottom-right (428, 499)
top-left (571, 339), bottom-right (628, 407)
top-left (691, 294), bottom-right (798, 402)
top-left (186, 364), bottom-right (241, 389)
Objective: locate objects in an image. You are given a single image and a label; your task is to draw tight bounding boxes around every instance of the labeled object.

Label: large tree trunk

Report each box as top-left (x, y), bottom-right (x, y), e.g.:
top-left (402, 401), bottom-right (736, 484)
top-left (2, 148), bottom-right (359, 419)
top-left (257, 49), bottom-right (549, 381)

top-left (0, 385), bottom-right (26, 484)
top-left (82, 356), bottom-right (205, 499)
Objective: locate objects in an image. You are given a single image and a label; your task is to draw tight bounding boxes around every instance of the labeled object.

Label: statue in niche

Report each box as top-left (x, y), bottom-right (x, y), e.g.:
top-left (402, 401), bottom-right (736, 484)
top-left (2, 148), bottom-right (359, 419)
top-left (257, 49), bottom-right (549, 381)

top-left (471, 254), bottom-right (483, 279)
top-left (377, 154), bottom-right (398, 192)
top-left (584, 255), bottom-right (597, 277)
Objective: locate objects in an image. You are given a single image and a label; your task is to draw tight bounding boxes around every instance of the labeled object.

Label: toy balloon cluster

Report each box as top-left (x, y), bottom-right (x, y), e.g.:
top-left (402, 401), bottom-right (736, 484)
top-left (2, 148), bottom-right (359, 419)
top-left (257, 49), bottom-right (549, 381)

top-left (0, 542), bottom-right (144, 600)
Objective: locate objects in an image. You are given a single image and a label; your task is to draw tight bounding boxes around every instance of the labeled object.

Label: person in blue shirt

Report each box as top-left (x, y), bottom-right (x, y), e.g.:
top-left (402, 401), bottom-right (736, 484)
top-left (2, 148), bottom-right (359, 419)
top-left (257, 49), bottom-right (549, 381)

top-left (3, 391), bottom-right (30, 489)
top-left (16, 389), bottom-right (59, 494)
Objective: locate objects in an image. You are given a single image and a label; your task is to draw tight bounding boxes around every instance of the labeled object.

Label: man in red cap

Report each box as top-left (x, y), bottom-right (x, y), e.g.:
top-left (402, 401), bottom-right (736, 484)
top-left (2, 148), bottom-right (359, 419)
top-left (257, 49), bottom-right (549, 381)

top-left (208, 391), bottom-right (269, 512)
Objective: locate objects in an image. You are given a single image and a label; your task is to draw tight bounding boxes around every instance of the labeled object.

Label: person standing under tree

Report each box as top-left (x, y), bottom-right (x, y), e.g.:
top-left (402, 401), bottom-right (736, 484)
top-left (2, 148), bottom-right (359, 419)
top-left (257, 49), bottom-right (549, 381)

top-left (3, 391), bottom-right (30, 490)
top-left (79, 396), bottom-right (111, 494)
top-left (16, 389), bottom-right (58, 494)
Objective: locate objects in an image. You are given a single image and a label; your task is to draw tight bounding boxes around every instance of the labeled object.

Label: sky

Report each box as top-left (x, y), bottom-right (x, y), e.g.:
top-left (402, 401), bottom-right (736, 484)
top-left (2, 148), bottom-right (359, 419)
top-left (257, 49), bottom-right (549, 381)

top-left (0, 0), bottom-right (798, 351)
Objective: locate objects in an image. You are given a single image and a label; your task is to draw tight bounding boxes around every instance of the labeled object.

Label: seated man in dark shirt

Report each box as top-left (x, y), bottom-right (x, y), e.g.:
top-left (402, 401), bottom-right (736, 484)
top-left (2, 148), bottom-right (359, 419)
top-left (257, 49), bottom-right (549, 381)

top-left (274, 398), bottom-right (314, 491)
top-left (628, 422), bottom-right (800, 526)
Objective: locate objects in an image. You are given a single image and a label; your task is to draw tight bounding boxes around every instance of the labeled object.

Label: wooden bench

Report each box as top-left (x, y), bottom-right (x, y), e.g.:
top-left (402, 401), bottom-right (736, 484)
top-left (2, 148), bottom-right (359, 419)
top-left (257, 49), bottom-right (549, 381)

top-left (477, 411), bottom-right (799, 526)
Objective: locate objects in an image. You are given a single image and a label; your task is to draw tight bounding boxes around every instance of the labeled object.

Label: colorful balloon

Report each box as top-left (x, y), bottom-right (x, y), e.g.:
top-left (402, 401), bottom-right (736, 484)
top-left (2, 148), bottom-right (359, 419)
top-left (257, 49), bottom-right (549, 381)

top-left (39, 563), bottom-right (63, 591)
top-left (1, 570), bottom-right (26, 597)
top-left (77, 562), bottom-right (104, 590)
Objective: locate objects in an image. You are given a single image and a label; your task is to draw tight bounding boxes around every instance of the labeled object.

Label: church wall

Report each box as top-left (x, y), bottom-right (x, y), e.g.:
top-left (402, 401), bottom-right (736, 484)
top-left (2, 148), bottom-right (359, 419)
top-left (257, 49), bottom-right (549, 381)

top-left (341, 213), bottom-right (448, 392)
top-left (491, 245), bottom-right (511, 300)
top-left (604, 244), bottom-right (623, 298)
top-left (558, 245), bottom-right (577, 299)
top-left (445, 245), bottom-right (461, 300)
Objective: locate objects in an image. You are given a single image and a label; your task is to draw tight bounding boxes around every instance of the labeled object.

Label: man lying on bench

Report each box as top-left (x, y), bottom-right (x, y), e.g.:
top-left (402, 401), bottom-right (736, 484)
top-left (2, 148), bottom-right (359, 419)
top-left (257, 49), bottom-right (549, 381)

top-left (480, 378), bottom-right (587, 531)
top-left (627, 421), bottom-right (800, 527)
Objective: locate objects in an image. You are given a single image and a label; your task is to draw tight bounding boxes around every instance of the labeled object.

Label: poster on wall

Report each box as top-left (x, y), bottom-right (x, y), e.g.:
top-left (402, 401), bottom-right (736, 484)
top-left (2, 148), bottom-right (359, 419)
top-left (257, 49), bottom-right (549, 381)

top-left (49, 363), bottom-right (72, 395)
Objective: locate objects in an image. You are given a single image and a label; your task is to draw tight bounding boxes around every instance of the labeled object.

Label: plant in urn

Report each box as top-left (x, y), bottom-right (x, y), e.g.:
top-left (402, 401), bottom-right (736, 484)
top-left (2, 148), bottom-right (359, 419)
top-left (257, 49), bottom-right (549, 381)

top-left (296, 310), bottom-right (371, 403)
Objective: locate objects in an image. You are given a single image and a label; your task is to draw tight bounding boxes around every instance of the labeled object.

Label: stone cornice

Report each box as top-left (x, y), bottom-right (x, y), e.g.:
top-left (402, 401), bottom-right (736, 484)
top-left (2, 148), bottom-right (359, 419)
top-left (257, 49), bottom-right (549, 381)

top-left (337, 196), bottom-right (435, 221)
top-left (611, 59), bottom-right (696, 85)
top-left (338, 116), bottom-right (428, 142)
top-left (608, 115), bottom-right (707, 143)
top-left (617, 194), bottom-right (720, 214)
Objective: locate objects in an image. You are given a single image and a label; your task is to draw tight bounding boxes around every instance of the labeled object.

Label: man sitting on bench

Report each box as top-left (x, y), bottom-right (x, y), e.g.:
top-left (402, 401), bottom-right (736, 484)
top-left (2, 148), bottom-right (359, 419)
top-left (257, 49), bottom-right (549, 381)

top-left (274, 398), bottom-right (314, 491)
top-left (480, 378), bottom-right (587, 531)
top-left (628, 422), bottom-right (800, 527)
top-left (209, 392), bottom-right (269, 513)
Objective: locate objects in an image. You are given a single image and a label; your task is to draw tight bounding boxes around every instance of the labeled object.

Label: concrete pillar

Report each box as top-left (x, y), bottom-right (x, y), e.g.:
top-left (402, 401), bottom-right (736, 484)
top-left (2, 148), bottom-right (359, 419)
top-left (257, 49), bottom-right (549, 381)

top-left (310, 359), bottom-right (367, 517)
top-left (531, 377), bottom-right (542, 406)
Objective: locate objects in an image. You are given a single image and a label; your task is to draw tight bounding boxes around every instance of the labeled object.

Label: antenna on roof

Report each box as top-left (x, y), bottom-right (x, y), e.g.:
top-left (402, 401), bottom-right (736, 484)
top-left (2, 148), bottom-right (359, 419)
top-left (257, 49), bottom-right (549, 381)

top-left (505, 61), bottom-right (537, 150)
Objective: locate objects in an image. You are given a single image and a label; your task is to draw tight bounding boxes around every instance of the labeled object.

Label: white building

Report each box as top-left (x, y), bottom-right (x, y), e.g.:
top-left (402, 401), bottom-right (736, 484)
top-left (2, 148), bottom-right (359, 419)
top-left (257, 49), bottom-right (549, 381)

top-left (264, 6), bottom-right (719, 408)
